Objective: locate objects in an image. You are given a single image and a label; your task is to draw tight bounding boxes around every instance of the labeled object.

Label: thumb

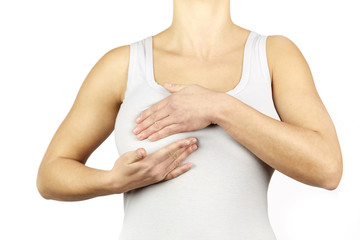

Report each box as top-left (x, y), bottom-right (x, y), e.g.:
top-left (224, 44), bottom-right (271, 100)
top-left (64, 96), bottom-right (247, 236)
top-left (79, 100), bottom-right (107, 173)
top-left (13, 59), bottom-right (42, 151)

top-left (126, 148), bottom-right (147, 164)
top-left (163, 83), bottom-right (186, 93)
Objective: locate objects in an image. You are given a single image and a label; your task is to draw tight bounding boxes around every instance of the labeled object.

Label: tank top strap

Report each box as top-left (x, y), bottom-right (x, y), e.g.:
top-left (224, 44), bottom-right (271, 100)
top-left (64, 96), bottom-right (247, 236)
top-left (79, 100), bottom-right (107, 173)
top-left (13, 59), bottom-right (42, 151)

top-left (257, 33), bottom-right (272, 85)
top-left (235, 32), bottom-right (280, 121)
top-left (248, 32), bottom-right (272, 88)
top-left (123, 37), bottom-right (149, 102)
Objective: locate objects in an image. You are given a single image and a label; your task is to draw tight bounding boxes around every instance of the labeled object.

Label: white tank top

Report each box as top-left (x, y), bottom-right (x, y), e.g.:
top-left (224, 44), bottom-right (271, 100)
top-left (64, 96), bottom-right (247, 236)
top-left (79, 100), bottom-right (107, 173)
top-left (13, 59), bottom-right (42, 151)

top-left (114, 31), bottom-right (280, 240)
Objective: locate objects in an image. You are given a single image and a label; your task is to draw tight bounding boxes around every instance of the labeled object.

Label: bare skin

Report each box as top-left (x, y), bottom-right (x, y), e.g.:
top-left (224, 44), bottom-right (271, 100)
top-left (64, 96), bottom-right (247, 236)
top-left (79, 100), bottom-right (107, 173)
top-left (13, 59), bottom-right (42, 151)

top-left (37, 0), bottom-right (343, 202)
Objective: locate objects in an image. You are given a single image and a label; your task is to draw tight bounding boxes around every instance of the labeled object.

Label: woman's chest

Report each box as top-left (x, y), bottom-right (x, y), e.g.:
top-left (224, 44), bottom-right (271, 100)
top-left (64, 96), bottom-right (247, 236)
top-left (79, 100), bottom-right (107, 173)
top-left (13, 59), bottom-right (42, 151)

top-left (152, 49), bottom-right (246, 93)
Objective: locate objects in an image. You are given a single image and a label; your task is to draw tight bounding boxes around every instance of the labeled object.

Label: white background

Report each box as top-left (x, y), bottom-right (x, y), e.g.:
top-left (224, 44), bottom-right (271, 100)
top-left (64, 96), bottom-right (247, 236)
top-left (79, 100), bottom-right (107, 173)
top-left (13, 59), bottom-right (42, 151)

top-left (1, 0), bottom-right (359, 239)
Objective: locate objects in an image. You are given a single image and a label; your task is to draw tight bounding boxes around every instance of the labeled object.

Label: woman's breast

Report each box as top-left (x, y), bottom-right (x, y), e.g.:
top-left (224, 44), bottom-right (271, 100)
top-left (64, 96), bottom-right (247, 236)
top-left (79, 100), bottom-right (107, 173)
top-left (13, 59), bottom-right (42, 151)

top-left (114, 92), bottom-right (275, 239)
top-left (114, 91), bottom-right (274, 195)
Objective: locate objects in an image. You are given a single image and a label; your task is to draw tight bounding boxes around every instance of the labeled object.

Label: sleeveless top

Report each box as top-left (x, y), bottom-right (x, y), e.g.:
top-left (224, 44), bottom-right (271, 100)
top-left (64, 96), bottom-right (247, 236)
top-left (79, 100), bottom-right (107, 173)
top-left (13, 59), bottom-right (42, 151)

top-left (114, 31), bottom-right (280, 240)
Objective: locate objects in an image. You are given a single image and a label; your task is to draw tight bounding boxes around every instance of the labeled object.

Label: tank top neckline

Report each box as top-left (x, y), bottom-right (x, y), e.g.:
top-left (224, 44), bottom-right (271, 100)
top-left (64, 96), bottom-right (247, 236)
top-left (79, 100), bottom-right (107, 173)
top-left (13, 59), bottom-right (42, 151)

top-left (144, 31), bottom-right (256, 96)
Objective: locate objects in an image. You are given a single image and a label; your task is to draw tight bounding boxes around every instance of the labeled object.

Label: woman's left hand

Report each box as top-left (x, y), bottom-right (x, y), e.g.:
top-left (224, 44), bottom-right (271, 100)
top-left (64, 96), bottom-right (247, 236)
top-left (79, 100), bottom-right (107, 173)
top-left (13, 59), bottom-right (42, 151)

top-left (132, 83), bottom-right (221, 141)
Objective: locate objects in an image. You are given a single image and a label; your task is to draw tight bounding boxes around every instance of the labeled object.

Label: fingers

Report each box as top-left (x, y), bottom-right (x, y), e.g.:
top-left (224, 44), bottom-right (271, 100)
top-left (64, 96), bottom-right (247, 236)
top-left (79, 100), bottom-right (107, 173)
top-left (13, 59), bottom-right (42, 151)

top-left (151, 137), bottom-right (198, 181)
top-left (133, 108), bottom-right (172, 139)
top-left (155, 137), bottom-right (197, 164)
top-left (148, 123), bottom-right (182, 142)
top-left (136, 115), bottom-right (176, 141)
top-left (134, 100), bottom-right (167, 124)
top-left (125, 137), bottom-right (198, 185)
top-left (164, 162), bottom-right (193, 181)
top-left (163, 141), bottom-right (197, 172)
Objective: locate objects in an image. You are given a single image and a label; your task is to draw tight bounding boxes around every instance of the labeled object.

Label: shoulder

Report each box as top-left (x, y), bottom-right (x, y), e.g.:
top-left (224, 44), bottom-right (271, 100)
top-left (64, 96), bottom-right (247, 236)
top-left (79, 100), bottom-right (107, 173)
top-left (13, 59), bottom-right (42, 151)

top-left (96, 44), bottom-right (130, 103)
top-left (103, 44), bottom-right (130, 65)
top-left (265, 35), bottom-right (306, 85)
top-left (266, 34), bottom-right (302, 58)
top-left (264, 34), bottom-right (319, 124)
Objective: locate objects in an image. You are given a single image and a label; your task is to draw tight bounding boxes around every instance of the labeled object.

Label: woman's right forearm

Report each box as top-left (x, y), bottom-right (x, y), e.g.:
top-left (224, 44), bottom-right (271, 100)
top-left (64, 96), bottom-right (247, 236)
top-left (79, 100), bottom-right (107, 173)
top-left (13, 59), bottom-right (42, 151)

top-left (37, 137), bottom-right (198, 201)
top-left (36, 157), bottom-right (119, 201)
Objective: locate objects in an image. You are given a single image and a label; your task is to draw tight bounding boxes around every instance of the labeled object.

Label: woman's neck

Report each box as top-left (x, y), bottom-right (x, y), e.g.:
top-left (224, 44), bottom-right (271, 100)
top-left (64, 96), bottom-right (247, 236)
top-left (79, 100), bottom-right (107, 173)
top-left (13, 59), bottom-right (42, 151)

top-left (163, 0), bottom-right (240, 59)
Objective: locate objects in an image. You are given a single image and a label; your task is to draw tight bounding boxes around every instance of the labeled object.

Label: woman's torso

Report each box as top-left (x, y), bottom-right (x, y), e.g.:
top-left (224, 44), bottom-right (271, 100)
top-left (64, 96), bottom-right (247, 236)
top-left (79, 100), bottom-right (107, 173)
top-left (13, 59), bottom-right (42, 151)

top-left (114, 29), bottom-right (279, 240)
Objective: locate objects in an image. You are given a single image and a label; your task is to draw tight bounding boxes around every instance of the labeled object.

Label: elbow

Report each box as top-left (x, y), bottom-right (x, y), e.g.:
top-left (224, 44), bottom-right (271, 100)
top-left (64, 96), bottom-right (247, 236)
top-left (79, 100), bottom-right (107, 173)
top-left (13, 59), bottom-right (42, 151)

top-left (36, 166), bottom-right (54, 200)
top-left (323, 175), bottom-right (341, 191)
top-left (37, 189), bottom-right (52, 200)
top-left (313, 130), bottom-right (343, 191)
top-left (321, 158), bottom-right (343, 191)
top-left (36, 176), bottom-right (52, 200)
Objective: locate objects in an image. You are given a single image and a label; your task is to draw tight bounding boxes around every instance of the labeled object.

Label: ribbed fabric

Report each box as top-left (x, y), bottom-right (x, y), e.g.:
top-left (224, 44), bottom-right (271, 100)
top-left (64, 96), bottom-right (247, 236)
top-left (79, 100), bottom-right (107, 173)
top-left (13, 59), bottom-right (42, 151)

top-left (114, 31), bottom-right (279, 240)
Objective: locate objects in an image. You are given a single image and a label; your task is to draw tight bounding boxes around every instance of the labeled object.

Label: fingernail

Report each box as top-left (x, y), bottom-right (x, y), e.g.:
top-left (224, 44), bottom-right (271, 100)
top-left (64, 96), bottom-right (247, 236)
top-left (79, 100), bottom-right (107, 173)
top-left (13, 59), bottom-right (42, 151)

top-left (191, 138), bottom-right (197, 143)
top-left (133, 127), bottom-right (140, 134)
top-left (135, 149), bottom-right (143, 160)
top-left (137, 133), bottom-right (144, 140)
top-left (136, 117), bottom-right (141, 122)
top-left (191, 144), bottom-right (198, 150)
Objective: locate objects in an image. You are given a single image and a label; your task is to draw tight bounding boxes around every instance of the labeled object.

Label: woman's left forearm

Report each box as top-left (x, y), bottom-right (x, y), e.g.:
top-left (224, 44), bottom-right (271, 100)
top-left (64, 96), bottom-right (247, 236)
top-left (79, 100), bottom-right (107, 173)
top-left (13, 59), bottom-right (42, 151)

top-left (212, 93), bottom-right (341, 190)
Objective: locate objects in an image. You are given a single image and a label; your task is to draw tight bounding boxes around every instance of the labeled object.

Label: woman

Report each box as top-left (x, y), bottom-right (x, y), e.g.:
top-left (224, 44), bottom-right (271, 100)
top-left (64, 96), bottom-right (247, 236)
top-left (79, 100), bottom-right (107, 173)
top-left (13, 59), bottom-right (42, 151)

top-left (37, 0), bottom-right (343, 239)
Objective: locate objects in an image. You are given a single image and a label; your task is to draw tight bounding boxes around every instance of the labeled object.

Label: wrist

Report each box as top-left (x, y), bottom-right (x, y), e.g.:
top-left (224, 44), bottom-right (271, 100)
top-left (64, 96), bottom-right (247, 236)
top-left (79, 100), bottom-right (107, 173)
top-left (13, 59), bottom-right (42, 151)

top-left (98, 170), bottom-right (118, 195)
top-left (210, 92), bottom-right (231, 126)
top-left (104, 170), bottom-right (127, 194)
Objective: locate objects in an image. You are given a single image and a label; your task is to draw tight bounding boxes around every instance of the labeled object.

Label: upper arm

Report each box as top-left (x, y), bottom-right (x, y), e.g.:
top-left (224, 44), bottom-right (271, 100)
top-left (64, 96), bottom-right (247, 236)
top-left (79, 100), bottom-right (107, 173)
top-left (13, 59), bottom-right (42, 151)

top-left (41, 45), bottom-right (130, 164)
top-left (266, 35), bottom-right (342, 163)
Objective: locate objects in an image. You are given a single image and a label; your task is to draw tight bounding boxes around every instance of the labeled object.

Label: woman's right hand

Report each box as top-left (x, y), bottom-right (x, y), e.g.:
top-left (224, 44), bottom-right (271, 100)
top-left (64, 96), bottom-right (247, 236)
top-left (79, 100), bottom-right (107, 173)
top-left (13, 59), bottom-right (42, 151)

top-left (108, 137), bottom-right (198, 194)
